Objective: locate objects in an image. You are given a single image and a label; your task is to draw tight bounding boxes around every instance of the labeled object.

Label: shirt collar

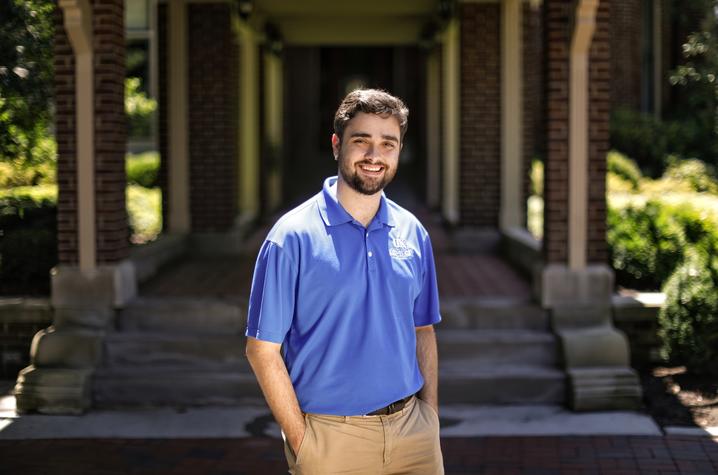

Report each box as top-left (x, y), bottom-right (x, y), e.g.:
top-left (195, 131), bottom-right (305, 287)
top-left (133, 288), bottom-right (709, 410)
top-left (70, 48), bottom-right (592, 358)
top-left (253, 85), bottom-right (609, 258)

top-left (318, 176), bottom-right (396, 228)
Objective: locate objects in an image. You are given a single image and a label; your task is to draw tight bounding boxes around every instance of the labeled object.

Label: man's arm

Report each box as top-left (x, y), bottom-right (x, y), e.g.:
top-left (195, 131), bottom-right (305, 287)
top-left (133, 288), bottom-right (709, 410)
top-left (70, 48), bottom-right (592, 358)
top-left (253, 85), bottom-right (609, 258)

top-left (415, 324), bottom-right (439, 415)
top-left (245, 336), bottom-right (305, 454)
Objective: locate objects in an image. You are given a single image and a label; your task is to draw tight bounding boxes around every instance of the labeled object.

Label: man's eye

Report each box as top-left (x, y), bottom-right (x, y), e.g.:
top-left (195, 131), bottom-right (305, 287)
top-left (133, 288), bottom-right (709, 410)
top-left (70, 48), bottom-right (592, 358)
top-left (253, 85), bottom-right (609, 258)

top-left (384, 142), bottom-right (395, 149)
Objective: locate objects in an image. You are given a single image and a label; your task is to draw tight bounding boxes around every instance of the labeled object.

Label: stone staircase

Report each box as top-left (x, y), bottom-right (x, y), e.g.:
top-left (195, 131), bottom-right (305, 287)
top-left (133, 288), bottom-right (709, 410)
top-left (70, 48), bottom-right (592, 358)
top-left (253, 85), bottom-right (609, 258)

top-left (437, 298), bottom-right (566, 405)
top-left (93, 296), bottom-right (566, 407)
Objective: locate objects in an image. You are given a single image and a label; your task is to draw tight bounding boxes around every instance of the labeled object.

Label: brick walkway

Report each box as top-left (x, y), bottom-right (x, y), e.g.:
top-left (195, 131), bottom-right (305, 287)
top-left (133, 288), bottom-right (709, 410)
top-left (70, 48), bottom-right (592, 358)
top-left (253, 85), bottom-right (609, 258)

top-left (1, 436), bottom-right (717, 474)
top-left (141, 202), bottom-right (532, 301)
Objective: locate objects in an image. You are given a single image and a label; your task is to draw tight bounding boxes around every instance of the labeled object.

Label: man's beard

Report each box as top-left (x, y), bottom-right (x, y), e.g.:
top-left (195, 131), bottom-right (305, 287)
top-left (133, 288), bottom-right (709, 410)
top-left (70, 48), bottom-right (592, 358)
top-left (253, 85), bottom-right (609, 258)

top-left (337, 150), bottom-right (397, 196)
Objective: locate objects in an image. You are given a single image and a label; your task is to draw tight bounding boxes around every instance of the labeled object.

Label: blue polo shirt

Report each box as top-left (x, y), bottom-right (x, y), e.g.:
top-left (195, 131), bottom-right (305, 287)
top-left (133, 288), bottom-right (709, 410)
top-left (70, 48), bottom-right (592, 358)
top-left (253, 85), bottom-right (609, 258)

top-left (245, 176), bottom-right (441, 416)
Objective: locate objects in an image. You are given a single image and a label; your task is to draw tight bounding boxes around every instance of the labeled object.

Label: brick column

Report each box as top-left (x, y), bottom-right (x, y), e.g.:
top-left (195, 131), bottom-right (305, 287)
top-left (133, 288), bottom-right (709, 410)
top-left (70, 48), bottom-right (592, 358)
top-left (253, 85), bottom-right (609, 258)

top-left (16, 0), bottom-right (133, 415)
top-left (460, 3), bottom-right (501, 227)
top-left (541, 0), bottom-right (641, 411)
top-left (55, 0), bottom-right (129, 266)
top-left (188, 3), bottom-right (239, 232)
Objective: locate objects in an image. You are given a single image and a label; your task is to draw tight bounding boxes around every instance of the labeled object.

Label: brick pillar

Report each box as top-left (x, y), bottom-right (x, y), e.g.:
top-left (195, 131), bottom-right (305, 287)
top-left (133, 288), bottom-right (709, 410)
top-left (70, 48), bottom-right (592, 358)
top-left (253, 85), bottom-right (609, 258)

top-left (543, 0), bottom-right (571, 264)
top-left (460, 3), bottom-right (501, 227)
top-left (187, 3), bottom-right (239, 232)
top-left (157, 3), bottom-right (169, 233)
top-left (55, 0), bottom-right (128, 265)
top-left (587, 0), bottom-right (611, 265)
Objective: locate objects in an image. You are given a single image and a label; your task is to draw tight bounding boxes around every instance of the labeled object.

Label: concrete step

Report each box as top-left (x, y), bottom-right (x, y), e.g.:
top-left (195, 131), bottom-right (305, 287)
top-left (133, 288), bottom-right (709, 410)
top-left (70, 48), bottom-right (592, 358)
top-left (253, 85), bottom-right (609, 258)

top-left (117, 297), bottom-right (246, 335)
top-left (436, 329), bottom-right (560, 367)
top-left (440, 297), bottom-right (549, 330)
top-left (92, 366), bottom-right (261, 407)
top-left (438, 364), bottom-right (566, 405)
top-left (103, 332), bottom-right (250, 368)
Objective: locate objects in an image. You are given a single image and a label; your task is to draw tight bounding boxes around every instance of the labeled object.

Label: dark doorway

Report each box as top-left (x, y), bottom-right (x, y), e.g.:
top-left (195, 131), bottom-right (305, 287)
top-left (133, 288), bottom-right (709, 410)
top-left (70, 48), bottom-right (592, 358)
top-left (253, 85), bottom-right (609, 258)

top-left (283, 46), bottom-right (426, 208)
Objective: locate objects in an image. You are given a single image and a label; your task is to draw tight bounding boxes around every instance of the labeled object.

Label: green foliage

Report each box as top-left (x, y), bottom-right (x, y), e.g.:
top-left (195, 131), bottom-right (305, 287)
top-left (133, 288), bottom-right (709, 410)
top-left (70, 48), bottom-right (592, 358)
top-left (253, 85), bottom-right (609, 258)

top-left (607, 201), bottom-right (688, 290)
top-left (607, 150), bottom-right (642, 191)
top-left (659, 247), bottom-right (718, 376)
top-left (529, 158), bottom-right (543, 198)
top-left (125, 77), bottom-right (157, 139)
top-left (126, 151), bottom-right (160, 188)
top-left (0, 133), bottom-right (56, 187)
top-left (662, 158), bottom-right (718, 194)
top-left (126, 184), bottom-right (161, 244)
top-left (0, 0), bottom-right (54, 164)
top-left (0, 185), bottom-right (57, 295)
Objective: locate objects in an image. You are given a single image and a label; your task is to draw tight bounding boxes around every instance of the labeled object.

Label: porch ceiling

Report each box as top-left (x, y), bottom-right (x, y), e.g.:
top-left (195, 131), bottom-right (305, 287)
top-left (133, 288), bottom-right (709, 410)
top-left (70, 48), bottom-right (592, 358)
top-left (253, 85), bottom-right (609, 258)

top-left (254, 0), bottom-right (440, 45)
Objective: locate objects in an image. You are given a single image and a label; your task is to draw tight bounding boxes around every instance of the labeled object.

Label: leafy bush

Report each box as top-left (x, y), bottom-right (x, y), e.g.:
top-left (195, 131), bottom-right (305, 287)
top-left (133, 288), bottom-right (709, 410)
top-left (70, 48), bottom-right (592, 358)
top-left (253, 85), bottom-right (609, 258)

top-left (126, 184), bottom-right (161, 244)
top-left (126, 151), bottom-right (159, 188)
top-left (0, 133), bottom-right (57, 188)
top-left (662, 158), bottom-right (718, 194)
top-left (125, 77), bottom-right (156, 139)
top-left (529, 158), bottom-right (543, 197)
top-left (659, 247), bottom-right (718, 376)
top-left (607, 201), bottom-right (687, 290)
top-left (0, 186), bottom-right (57, 295)
top-left (607, 150), bottom-right (642, 191)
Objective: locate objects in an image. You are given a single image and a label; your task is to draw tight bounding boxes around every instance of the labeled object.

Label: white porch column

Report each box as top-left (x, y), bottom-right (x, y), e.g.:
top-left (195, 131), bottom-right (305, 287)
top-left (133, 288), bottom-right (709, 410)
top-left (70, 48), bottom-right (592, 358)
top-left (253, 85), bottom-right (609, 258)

top-left (238, 23), bottom-right (260, 222)
top-left (442, 18), bottom-right (460, 225)
top-left (568, 0), bottom-right (599, 270)
top-left (500, 0), bottom-right (524, 231)
top-left (426, 48), bottom-right (441, 209)
top-left (168, 0), bottom-right (190, 233)
top-left (264, 50), bottom-right (283, 213)
top-left (59, 0), bottom-right (95, 274)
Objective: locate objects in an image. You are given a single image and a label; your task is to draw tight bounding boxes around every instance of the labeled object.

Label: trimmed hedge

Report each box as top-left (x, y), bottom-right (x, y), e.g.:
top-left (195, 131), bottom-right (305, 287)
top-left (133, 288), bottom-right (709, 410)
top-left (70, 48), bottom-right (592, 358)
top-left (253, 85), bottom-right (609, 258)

top-left (659, 247), bottom-right (718, 376)
top-left (607, 201), bottom-right (687, 290)
top-left (126, 151), bottom-right (159, 188)
top-left (0, 186), bottom-right (58, 295)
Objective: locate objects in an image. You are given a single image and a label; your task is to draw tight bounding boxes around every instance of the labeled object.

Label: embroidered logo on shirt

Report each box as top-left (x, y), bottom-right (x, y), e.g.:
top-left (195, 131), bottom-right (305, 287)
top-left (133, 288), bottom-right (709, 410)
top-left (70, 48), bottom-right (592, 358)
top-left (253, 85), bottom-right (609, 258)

top-left (389, 237), bottom-right (414, 259)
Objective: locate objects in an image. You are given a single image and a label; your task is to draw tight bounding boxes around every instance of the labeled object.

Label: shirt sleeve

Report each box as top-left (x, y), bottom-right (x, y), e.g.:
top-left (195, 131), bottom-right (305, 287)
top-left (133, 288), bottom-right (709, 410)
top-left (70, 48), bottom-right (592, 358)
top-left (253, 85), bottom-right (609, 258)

top-left (245, 240), bottom-right (298, 343)
top-left (413, 233), bottom-right (442, 327)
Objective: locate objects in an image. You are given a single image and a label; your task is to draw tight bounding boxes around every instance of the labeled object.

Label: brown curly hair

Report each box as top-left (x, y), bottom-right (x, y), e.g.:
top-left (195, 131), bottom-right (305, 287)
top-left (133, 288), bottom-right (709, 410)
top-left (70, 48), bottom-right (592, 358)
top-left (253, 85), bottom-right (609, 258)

top-left (333, 89), bottom-right (409, 142)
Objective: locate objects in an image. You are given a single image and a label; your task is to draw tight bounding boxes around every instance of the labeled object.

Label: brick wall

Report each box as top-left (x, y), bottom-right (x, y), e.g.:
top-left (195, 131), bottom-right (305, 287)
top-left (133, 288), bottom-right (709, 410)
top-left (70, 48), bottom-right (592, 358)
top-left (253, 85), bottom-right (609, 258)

top-left (543, 0), bottom-right (610, 265)
top-left (459, 3), bottom-right (501, 227)
top-left (587, 0), bottom-right (611, 264)
top-left (542, 0), bottom-right (571, 263)
top-left (55, 6), bottom-right (78, 264)
top-left (610, 0), bottom-right (642, 111)
top-left (55, 0), bottom-right (129, 265)
top-left (187, 3), bottom-right (239, 232)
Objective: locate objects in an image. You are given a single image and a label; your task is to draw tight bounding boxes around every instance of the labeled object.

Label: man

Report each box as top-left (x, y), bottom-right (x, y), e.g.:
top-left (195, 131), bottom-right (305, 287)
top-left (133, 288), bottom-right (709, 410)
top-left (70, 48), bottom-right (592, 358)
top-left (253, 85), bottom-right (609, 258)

top-left (245, 88), bottom-right (444, 474)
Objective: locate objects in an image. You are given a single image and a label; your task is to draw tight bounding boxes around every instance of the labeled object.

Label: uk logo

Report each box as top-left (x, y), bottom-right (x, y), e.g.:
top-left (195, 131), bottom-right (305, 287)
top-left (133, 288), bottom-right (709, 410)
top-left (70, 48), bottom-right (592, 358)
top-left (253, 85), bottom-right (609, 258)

top-left (389, 237), bottom-right (414, 259)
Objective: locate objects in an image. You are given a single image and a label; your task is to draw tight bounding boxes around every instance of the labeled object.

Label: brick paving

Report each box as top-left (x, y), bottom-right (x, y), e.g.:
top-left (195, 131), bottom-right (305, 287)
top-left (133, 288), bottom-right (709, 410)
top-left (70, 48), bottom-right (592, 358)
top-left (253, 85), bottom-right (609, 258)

top-left (141, 203), bottom-right (532, 301)
top-left (1, 436), bottom-right (717, 474)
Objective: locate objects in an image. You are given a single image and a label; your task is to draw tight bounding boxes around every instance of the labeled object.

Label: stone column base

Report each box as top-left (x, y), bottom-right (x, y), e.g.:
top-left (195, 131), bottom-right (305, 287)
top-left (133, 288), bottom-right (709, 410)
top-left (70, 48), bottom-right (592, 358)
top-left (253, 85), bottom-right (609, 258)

top-left (542, 264), bottom-right (642, 411)
top-left (14, 366), bottom-right (92, 415)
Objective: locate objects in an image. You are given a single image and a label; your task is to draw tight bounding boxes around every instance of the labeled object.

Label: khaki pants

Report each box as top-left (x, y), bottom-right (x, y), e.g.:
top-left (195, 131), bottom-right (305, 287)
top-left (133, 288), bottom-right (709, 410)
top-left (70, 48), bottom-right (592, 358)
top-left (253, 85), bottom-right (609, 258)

top-left (283, 396), bottom-right (444, 475)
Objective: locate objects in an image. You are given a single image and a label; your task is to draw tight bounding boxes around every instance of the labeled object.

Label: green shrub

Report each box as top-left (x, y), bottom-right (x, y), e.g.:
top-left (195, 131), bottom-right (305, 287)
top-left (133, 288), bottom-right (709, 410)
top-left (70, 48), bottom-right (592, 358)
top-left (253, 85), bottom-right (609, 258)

top-left (126, 151), bottom-right (160, 188)
top-left (127, 184), bottom-right (161, 244)
top-left (125, 77), bottom-right (156, 139)
top-left (607, 200), bottom-right (687, 290)
top-left (607, 150), bottom-right (642, 191)
top-left (0, 134), bottom-right (57, 187)
top-left (529, 158), bottom-right (543, 197)
top-left (0, 187), bottom-right (57, 295)
top-left (662, 158), bottom-right (718, 194)
top-left (659, 248), bottom-right (718, 376)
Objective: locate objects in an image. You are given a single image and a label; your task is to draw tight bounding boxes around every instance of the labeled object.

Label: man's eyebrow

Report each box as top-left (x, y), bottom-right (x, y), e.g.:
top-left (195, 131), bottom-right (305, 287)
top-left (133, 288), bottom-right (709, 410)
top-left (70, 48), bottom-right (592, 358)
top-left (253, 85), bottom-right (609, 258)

top-left (349, 132), bottom-right (399, 143)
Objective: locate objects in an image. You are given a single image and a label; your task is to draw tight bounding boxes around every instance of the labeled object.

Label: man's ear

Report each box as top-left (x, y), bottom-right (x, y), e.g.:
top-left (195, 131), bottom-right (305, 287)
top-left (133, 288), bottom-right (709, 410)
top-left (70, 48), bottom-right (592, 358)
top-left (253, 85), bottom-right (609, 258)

top-left (331, 133), bottom-right (340, 160)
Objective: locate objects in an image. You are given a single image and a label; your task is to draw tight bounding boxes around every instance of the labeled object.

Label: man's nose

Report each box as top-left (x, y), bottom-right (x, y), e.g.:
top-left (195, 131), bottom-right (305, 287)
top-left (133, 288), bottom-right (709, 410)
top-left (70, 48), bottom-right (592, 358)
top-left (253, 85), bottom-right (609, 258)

top-left (364, 144), bottom-right (378, 159)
